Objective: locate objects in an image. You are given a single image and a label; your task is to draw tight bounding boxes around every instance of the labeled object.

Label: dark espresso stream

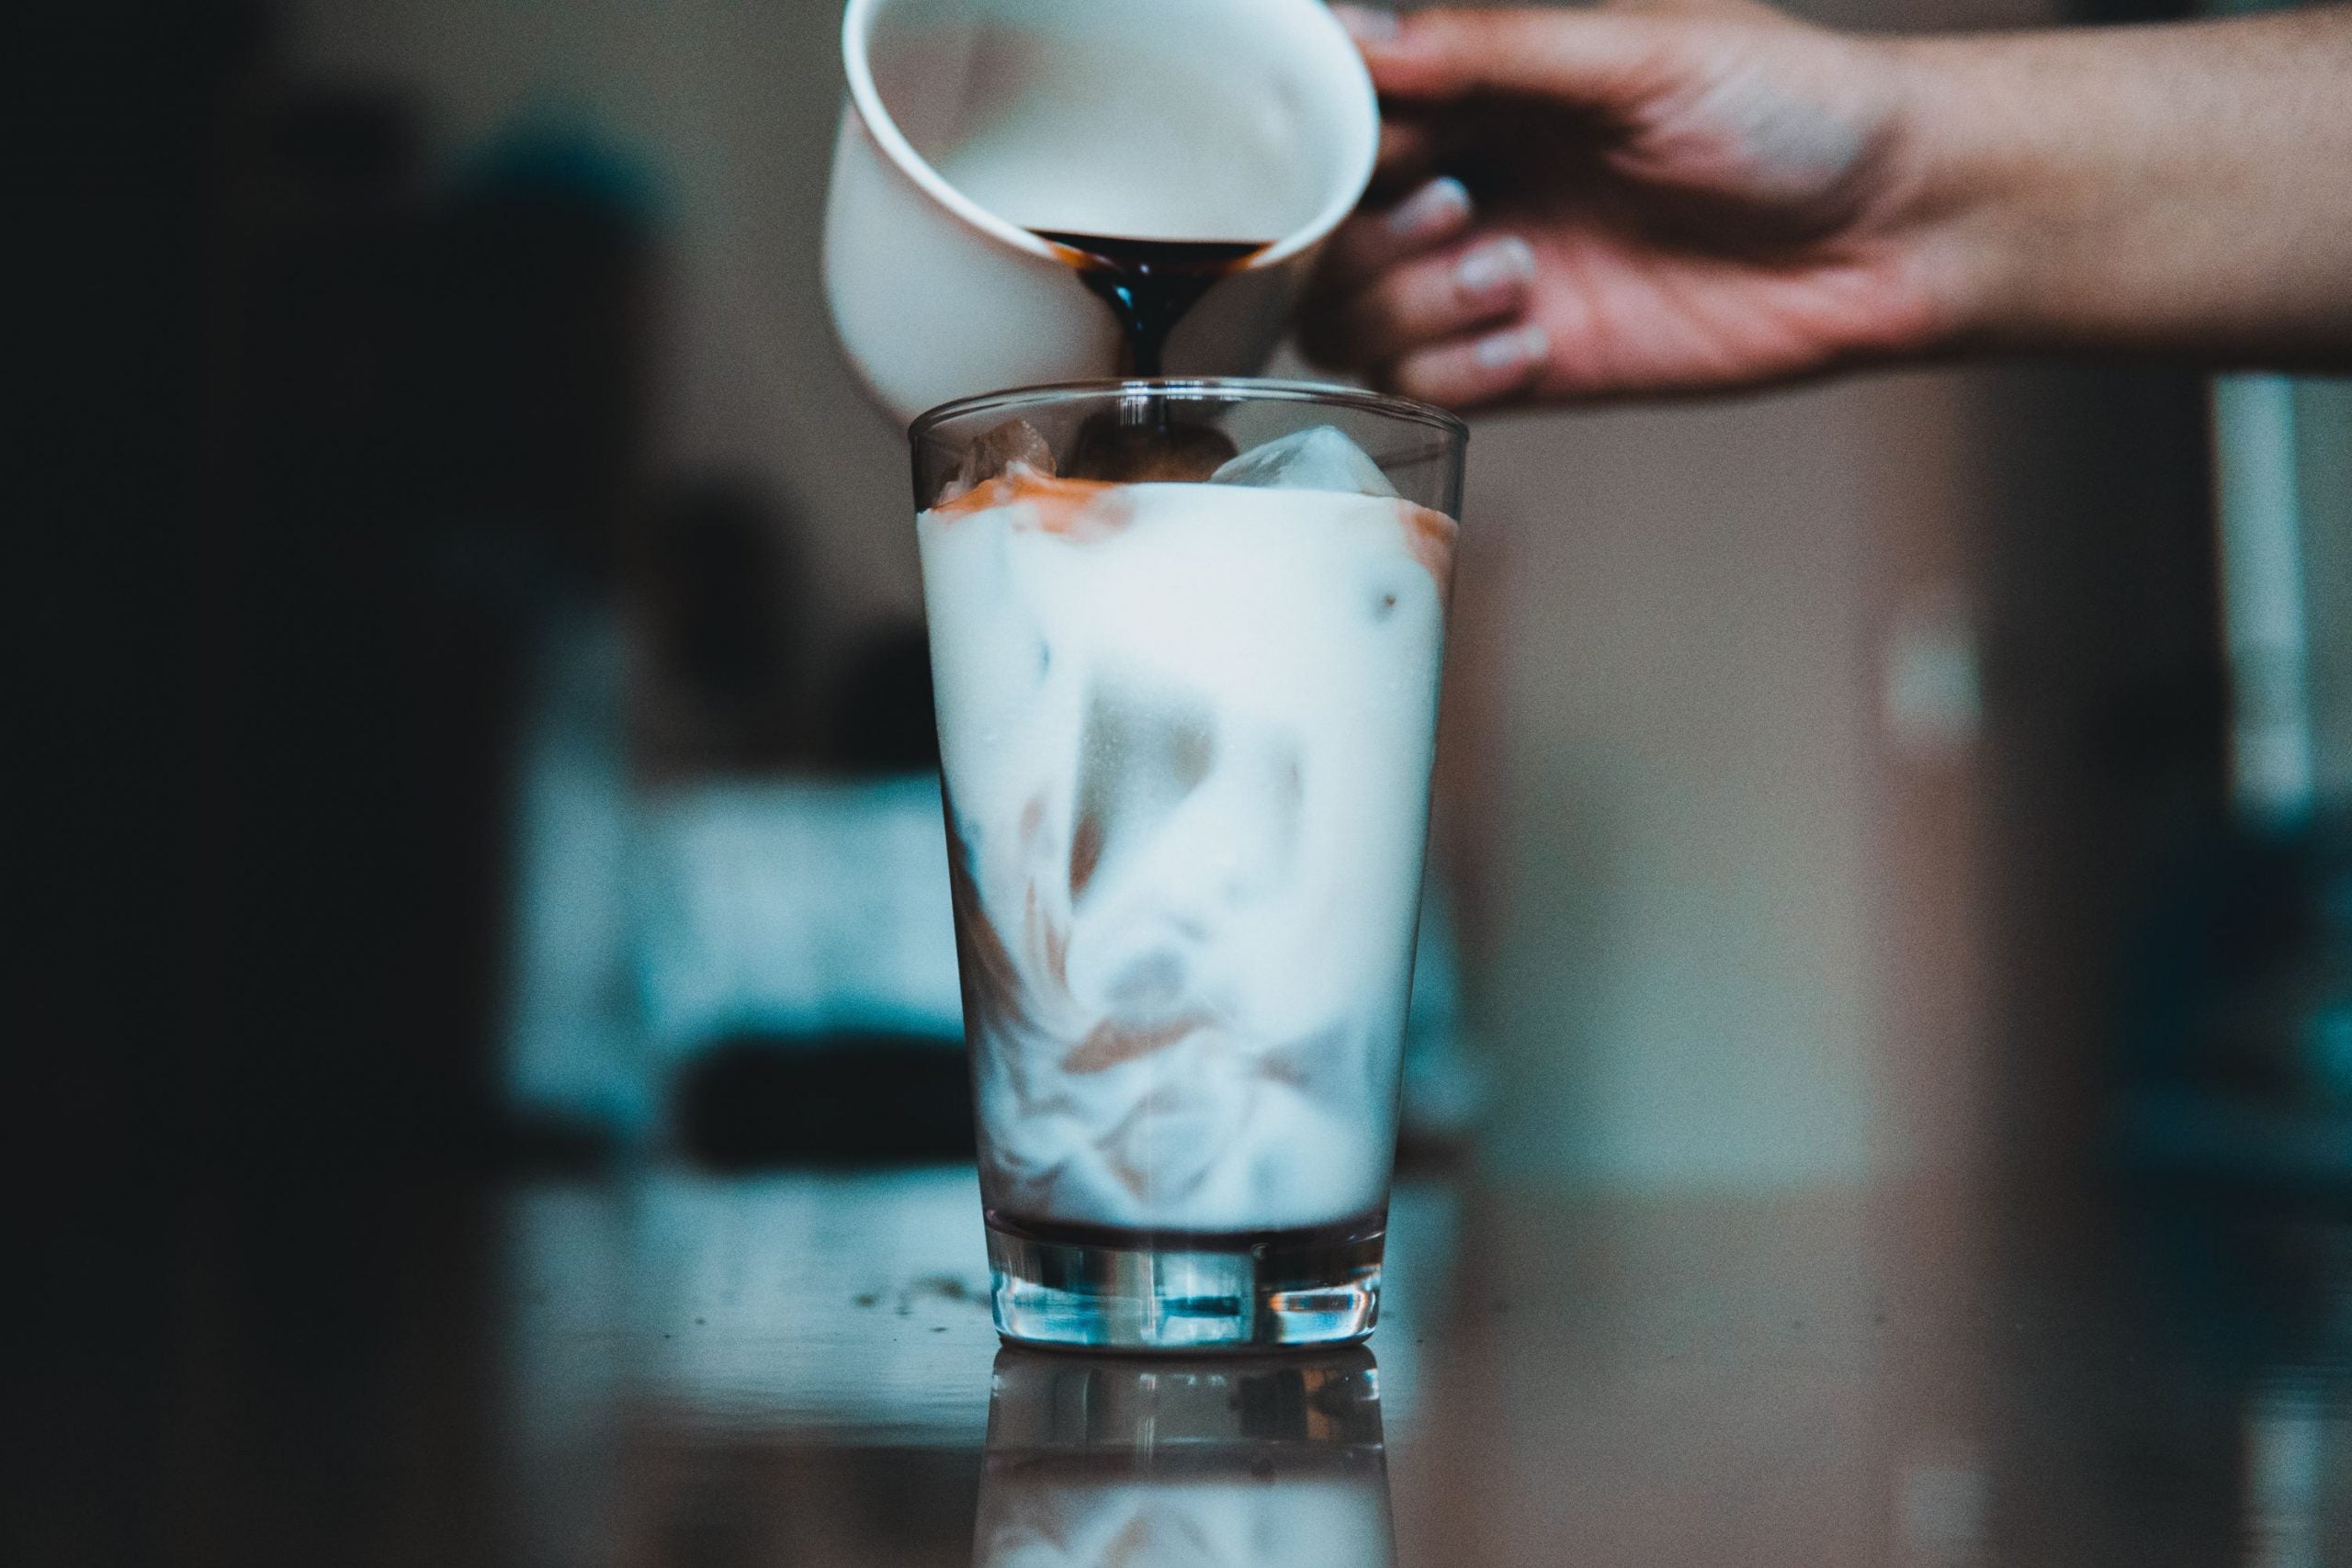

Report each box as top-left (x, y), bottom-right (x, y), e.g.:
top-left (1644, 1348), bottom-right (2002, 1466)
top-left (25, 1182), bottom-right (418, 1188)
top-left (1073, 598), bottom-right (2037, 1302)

top-left (1032, 231), bottom-right (1270, 376)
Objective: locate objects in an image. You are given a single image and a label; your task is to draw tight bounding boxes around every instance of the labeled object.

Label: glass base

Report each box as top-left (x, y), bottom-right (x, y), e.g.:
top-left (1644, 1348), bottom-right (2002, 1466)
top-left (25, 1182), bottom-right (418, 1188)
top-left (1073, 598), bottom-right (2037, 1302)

top-left (986, 1212), bottom-right (1384, 1352)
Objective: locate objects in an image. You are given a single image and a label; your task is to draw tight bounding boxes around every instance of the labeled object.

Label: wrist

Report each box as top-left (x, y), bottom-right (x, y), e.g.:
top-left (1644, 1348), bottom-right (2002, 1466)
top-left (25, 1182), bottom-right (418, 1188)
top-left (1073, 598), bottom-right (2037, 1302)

top-left (1873, 11), bottom-right (2352, 367)
top-left (1871, 32), bottom-right (2052, 360)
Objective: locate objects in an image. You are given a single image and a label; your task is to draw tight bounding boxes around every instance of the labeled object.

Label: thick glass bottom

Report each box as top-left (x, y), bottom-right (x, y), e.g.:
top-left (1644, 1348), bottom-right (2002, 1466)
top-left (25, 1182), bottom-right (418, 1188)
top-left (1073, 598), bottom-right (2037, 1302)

top-left (985, 1210), bottom-right (1385, 1352)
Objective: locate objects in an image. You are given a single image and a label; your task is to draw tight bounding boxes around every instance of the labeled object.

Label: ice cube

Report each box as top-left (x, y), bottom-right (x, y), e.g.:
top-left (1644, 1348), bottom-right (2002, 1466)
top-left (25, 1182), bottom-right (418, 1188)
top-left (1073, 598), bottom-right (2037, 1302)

top-left (1097, 946), bottom-right (1193, 1024)
top-left (1241, 1083), bottom-right (1377, 1222)
top-left (937, 417), bottom-right (1054, 504)
top-left (1067, 678), bottom-right (1216, 903)
top-left (1209, 424), bottom-right (1397, 498)
top-left (1096, 1071), bottom-right (1239, 1205)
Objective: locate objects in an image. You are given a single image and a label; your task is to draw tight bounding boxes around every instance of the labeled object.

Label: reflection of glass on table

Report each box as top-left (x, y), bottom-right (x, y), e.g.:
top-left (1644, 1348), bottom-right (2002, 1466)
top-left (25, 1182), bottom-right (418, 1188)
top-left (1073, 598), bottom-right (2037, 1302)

top-left (976, 1348), bottom-right (1394, 1568)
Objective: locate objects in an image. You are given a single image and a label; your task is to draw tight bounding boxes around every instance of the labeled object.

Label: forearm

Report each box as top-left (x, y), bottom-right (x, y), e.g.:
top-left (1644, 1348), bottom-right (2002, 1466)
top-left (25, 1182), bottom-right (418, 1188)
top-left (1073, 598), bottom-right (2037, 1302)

top-left (1890, 6), bottom-right (2352, 366)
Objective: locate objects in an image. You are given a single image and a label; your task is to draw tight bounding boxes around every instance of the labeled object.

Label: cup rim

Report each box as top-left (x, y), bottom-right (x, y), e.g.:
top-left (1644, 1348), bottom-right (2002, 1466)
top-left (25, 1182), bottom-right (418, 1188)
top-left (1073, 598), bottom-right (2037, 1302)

top-left (842, 0), bottom-right (1380, 272)
top-left (909, 377), bottom-right (1471, 445)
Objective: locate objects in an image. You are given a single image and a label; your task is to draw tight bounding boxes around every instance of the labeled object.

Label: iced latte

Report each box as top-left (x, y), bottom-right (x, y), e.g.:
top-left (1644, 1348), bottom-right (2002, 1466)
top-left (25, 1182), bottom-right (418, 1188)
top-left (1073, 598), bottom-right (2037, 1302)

top-left (913, 382), bottom-right (1463, 1349)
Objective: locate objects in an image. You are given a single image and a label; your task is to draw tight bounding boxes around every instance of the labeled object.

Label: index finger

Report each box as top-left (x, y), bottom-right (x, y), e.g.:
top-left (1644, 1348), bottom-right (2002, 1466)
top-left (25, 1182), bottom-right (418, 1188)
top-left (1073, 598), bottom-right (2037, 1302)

top-left (1334, 4), bottom-right (1668, 107)
top-left (1310, 175), bottom-right (1476, 299)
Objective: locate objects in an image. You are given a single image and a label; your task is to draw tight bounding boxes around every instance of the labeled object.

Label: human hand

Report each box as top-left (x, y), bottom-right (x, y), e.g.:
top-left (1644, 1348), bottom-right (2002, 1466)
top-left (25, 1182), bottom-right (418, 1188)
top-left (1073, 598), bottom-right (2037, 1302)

top-left (1300, 0), bottom-right (1955, 407)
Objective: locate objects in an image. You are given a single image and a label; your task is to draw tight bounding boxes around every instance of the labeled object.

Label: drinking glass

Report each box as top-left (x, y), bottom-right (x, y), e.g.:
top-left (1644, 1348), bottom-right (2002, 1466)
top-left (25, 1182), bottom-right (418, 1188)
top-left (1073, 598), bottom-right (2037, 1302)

top-left (911, 378), bottom-right (1465, 1349)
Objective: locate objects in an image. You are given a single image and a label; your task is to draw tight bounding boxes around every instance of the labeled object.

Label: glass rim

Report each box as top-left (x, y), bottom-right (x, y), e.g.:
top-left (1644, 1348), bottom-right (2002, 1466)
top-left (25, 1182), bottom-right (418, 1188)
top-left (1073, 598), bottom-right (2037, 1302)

top-left (909, 377), bottom-right (1470, 446)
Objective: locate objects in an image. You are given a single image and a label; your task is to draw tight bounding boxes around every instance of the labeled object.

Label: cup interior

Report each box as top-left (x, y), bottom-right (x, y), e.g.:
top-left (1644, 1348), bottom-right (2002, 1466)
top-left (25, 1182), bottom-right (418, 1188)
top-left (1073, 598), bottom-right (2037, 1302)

top-left (846, 0), bottom-right (1378, 265)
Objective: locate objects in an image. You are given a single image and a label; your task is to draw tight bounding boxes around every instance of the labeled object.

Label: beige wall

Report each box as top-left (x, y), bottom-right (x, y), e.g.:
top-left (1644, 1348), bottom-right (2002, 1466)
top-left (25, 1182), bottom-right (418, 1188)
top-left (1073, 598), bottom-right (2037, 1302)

top-left (1473, 389), bottom-right (1885, 1186)
top-left (1463, 365), bottom-right (2015, 1188)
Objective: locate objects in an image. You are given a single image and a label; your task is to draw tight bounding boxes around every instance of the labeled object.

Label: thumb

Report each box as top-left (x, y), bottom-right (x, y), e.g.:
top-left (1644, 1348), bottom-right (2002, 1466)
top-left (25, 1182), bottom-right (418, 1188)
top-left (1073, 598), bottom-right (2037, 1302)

top-left (1331, 5), bottom-right (1685, 107)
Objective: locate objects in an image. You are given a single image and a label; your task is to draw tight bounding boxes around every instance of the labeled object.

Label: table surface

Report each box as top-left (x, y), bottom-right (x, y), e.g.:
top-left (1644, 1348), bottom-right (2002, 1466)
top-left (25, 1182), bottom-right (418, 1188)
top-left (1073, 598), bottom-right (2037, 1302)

top-left (28, 1162), bottom-right (2352, 1566)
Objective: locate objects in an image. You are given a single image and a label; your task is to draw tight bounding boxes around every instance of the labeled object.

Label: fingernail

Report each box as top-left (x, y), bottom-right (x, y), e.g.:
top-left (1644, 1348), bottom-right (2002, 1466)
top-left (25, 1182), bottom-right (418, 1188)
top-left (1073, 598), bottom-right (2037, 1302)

top-left (1331, 5), bottom-right (1401, 44)
top-left (1474, 322), bottom-right (1550, 372)
top-left (1385, 176), bottom-right (1472, 242)
top-left (1456, 236), bottom-right (1536, 296)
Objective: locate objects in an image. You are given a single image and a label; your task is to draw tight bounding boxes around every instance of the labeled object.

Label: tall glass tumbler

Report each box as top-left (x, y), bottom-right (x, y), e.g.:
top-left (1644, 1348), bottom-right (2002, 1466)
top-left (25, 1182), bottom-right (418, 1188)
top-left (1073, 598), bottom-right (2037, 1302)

top-left (911, 379), bottom-right (1465, 1350)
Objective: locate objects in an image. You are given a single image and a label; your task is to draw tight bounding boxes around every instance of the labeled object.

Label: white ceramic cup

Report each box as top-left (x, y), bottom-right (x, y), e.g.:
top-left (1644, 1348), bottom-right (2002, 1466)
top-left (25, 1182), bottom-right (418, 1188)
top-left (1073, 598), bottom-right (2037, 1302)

top-left (825, 0), bottom-right (1380, 424)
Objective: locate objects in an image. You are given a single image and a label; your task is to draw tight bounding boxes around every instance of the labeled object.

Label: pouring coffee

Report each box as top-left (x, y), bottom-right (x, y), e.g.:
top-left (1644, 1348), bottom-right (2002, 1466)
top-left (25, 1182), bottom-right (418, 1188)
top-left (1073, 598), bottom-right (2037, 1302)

top-left (1032, 232), bottom-right (1271, 378)
top-left (825, 0), bottom-right (1378, 421)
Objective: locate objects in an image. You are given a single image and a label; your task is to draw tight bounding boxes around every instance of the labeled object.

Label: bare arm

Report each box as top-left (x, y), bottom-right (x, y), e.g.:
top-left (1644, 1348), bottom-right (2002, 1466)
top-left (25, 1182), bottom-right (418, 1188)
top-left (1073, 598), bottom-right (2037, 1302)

top-left (1301, 2), bottom-right (2352, 408)
top-left (1898, 8), bottom-right (2352, 365)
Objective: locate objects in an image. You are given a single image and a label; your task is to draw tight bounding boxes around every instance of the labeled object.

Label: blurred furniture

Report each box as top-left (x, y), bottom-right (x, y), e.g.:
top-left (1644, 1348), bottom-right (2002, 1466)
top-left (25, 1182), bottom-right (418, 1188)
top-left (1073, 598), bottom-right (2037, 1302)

top-left (2119, 378), bottom-right (2352, 1193)
top-left (497, 719), bottom-right (1486, 1162)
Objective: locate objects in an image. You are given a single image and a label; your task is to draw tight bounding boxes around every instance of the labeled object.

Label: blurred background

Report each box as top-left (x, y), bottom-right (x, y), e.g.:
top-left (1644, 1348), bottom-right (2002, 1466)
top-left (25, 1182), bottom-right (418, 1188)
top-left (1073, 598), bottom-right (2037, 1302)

top-left (19, 0), bottom-right (2352, 1562)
